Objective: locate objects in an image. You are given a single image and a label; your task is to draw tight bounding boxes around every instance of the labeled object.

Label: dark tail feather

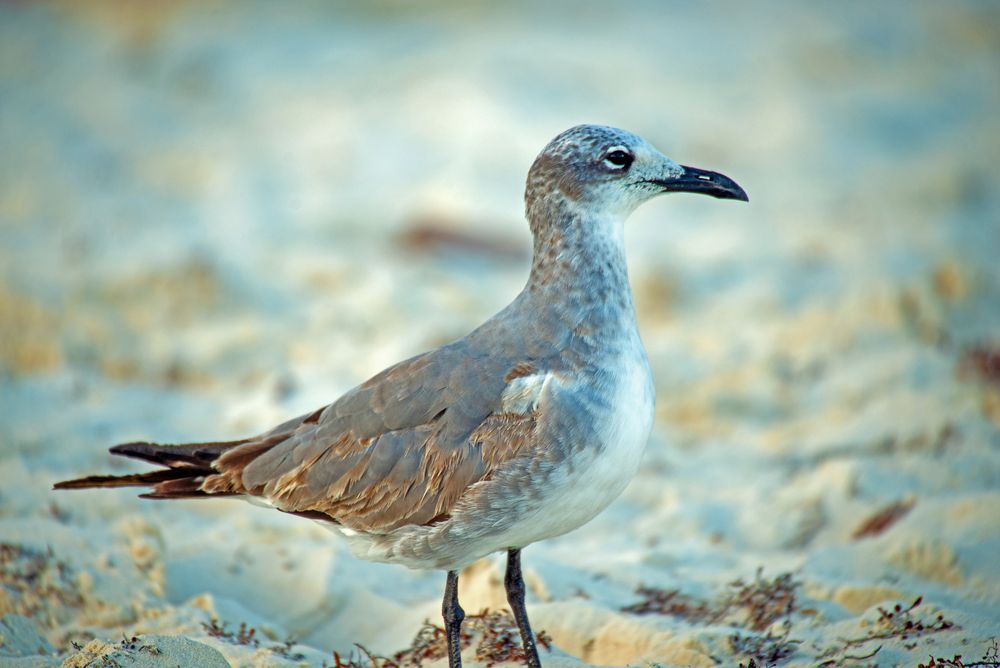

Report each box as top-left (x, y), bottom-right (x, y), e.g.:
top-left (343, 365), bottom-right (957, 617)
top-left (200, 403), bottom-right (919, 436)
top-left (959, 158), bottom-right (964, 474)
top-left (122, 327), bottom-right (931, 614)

top-left (140, 478), bottom-right (242, 500)
top-left (109, 439), bottom-right (251, 468)
top-left (53, 467), bottom-right (205, 490)
top-left (53, 467), bottom-right (244, 499)
top-left (54, 438), bottom-right (254, 497)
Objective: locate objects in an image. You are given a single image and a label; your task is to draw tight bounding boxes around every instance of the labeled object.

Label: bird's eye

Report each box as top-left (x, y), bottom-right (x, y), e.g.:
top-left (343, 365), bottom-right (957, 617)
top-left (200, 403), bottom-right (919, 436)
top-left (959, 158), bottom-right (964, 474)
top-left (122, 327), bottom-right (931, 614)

top-left (604, 150), bottom-right (633, 169)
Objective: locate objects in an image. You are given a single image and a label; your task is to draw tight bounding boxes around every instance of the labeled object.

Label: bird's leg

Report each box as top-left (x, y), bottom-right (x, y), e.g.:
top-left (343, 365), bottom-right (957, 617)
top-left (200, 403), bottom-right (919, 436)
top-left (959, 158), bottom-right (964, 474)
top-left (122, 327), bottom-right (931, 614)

top-left (442, 570), bottom-right (465, 668)
top-left (505, 548), bottom-right (542, 668)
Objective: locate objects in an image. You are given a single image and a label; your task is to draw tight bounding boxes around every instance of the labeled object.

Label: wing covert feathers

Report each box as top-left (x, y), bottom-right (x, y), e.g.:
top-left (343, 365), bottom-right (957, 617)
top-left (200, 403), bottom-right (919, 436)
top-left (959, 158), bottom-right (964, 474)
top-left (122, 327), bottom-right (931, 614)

top-left (54, 346), bottom-right (548, 534)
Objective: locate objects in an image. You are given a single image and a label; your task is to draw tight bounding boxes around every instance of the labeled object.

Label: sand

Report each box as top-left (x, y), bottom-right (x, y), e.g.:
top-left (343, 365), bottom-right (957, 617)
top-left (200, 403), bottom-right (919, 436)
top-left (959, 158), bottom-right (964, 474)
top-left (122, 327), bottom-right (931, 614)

top-left (1, 2), bottom-right (999, 666)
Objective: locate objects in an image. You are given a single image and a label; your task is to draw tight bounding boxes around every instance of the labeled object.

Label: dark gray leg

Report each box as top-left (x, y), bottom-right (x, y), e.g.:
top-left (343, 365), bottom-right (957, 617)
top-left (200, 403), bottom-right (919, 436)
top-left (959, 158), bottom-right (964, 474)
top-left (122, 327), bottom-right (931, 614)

top-left (442, 570), bottom-right (465, 667)
top-left (505, 548), bottom-right (542, 667)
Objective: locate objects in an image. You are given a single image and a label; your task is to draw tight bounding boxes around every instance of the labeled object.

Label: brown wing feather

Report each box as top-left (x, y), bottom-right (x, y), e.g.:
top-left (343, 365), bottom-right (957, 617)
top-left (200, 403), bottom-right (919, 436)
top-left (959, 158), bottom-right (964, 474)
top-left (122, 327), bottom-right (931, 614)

top-left (56, 331), bottom-right (547, 534)
top-left (201, 343), bottom-right (543, 532)
top-left (202, 409), bottom-right (539, 532)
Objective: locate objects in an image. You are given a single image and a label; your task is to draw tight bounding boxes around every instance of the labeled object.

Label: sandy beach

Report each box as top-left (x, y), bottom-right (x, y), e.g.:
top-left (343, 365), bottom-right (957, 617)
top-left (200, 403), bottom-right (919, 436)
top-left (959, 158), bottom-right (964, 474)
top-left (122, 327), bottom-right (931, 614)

top-left (2, 2), bottom-right (999, 666)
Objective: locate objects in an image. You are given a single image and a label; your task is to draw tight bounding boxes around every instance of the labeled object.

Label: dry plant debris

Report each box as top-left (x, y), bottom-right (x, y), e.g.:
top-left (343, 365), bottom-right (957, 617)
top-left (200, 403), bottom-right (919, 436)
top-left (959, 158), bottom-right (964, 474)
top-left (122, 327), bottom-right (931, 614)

top-left (725, 570), bottom-right (800, 632)
top-left (852, 498), bottom-right (916, 540)
top-left (326, 610), bottom-right (551, 668)
top-left (201, 619), bottom-right (304, 660)
top-left (66, 635), bottom-right (162, 668)
top-left (816, 596), bottom-right (958, 666)
top-left (117, 635), bottom-right (162, 656)
top-left (623, 569), bottom-right (802, 665)
top-left (623, 569), bottom-right (800, 632)
top-left (0, 542), bottom-right (82, 624)
top-left (918, 638), bottom-right (1000, 668)
top-left (731, 620), bottom-right (801, 666)
top-left (620, 586), bottom-right (715, 622)
top-left (842, 596), bottom-right (956, 646)
top-left (397, 219), bottom-right (526, 261)
top-left (959, 345), bottom-right (1000, 386)
top-left (202, 619), bottom-right (259, 647)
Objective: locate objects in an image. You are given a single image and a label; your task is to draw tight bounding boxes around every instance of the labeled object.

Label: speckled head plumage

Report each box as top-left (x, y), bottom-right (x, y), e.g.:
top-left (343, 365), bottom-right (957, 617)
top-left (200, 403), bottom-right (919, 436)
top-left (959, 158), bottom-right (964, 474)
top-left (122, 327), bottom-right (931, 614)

top-left (525, 124), bottom-right (748, 231)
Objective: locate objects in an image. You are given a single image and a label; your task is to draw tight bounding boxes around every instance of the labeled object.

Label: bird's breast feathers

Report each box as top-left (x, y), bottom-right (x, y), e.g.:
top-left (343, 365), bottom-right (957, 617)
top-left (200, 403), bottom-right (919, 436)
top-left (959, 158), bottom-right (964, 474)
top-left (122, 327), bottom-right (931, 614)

top-left (482, 354), bottom-right (654, 548)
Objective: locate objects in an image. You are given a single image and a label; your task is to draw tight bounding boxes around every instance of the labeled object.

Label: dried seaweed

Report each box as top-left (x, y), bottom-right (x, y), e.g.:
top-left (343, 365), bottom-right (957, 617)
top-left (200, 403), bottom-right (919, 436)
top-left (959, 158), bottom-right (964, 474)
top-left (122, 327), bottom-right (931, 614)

top-left (324, 610), bottom-right (550, 668)
top-left (851, 498), bottom-right (916, 540)
top-left (623, 568), bottom-right (800, 632)
top-left (816, 597), bottom-right (958, 667)
top-left (202, 619), bottom-right (259, 647)
top-left (620, 586), bottom-right (714, 622)
top-left (724, 570), bottom-right (800, 632)
top-left (959, 345), bottom-right (1000, 386)
top-left (117, 635), bottom-right (162, 656)
top-left (840, 597), bottom-right (956, 647)
top-left (731, 620), bottom-right (801, 666)
top-left (201, 619), bottom-right (304, 660)
top-left (0, 542), bottom-right (83, 624)
top-left (67, 635), bottom-right (162, 668)
top-left (919, 638), bottom-right (1000, 668)
top-left (623, 569), bottom-right (803, 665)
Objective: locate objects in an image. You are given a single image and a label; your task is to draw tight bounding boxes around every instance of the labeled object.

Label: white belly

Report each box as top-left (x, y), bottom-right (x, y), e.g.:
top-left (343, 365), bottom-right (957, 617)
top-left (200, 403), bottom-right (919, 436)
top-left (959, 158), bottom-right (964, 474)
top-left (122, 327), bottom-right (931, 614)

top-left (496, 353), bottom-right (656, 548)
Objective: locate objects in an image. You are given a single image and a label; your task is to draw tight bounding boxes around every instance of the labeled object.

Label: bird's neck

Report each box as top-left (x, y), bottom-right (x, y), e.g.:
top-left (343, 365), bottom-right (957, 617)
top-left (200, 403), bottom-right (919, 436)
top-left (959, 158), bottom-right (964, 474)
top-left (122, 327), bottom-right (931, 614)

top-left (524, 197), bottom-right (637, 333)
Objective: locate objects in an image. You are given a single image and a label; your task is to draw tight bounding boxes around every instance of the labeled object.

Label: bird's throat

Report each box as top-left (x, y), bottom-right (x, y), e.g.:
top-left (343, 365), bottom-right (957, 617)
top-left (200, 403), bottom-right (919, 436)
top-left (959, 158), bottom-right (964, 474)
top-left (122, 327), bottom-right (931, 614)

top-left (525, 202), bottom-right (636, 333)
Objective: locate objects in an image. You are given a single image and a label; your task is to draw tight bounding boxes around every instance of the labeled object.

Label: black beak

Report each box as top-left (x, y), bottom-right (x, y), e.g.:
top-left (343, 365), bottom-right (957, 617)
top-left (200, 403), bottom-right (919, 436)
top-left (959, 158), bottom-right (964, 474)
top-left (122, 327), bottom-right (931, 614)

top-left (649, 165), bottom-right (749, 202)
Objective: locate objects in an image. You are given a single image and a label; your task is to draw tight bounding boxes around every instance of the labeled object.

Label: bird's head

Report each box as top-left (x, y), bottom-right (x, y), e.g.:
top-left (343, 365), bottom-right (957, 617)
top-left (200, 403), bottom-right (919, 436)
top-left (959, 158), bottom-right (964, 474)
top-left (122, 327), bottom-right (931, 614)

top-left (525, 124), bottom-right (748, 225)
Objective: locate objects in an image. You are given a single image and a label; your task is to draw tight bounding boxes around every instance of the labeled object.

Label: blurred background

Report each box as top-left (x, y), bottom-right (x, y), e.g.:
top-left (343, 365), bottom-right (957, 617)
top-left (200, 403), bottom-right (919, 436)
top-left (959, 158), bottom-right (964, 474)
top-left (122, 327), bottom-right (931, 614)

top-left (1, 1), bottom-right (999, 665)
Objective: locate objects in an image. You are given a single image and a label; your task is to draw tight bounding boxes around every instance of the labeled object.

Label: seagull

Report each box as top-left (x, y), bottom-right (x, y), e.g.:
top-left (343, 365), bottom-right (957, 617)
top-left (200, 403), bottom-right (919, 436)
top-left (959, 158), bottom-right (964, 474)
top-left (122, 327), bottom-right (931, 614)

top-left (55, 124), bottom-right (747, 667)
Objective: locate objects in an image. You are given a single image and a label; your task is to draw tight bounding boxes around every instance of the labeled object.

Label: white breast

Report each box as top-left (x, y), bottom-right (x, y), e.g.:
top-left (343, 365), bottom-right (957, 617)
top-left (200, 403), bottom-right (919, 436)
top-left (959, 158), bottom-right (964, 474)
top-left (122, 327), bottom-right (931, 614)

top-left (567, 352), bottom-right (656, 513)
top-left (497, 351), bottom-right (655, 548)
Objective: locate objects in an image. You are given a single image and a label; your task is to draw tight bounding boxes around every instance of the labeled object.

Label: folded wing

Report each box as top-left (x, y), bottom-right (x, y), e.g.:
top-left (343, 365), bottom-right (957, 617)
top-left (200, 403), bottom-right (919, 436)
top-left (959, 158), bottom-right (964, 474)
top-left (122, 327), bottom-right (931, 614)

top-left (56, 339), bottom-right (544, 533)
